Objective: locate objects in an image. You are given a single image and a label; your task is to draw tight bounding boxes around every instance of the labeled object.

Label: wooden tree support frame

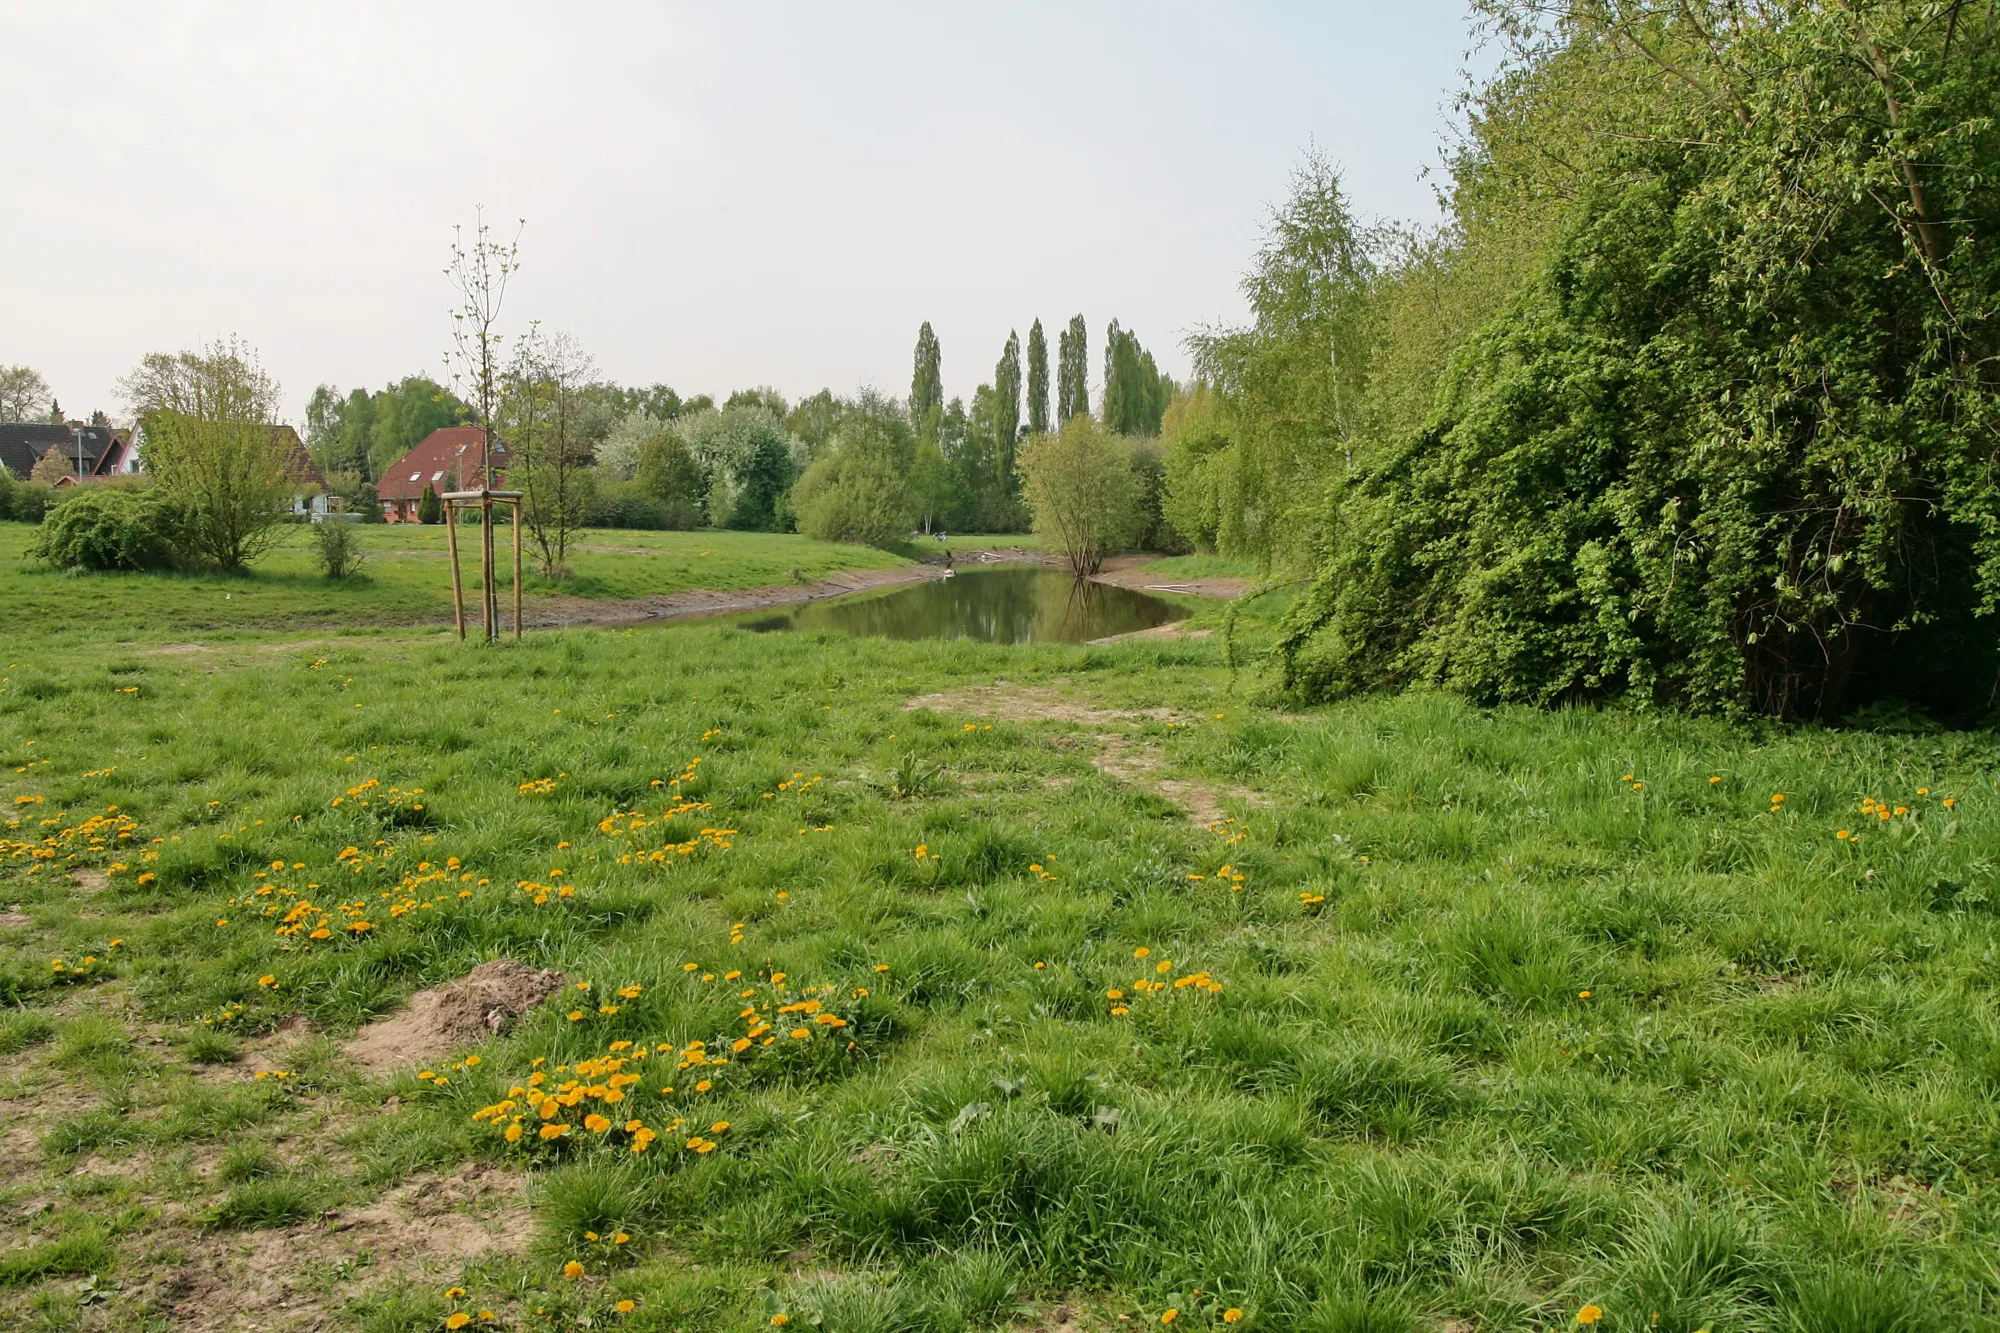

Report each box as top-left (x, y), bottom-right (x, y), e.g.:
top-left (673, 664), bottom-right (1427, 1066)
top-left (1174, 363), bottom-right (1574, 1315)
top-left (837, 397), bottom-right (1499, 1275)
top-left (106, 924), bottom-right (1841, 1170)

top-left (442, 489), bottom-right (525, 642)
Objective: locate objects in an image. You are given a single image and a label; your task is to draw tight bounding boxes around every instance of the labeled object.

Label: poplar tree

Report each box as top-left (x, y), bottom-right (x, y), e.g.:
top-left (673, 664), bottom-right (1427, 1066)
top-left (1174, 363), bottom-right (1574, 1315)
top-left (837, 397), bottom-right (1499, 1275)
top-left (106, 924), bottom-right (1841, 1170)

top-left (1026, 319), bottom-right (1050, 435)
top-left (1057, 314), bottom-right (1088, 423)
top-left (994, 331), bottom-right (1022, 483)
top-left (910, 322), bottom-right (943, 429)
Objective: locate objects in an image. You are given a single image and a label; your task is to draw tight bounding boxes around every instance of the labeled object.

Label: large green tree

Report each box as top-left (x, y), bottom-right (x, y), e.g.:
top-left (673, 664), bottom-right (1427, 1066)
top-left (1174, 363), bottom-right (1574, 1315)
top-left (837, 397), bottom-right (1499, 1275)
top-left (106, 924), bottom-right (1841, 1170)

top-left (1276, 0), bottom-right (2000, 720)
top-left (791, 392), bottom-right (918, 546)
top-left (1101, 321), bottom-right (1174, 436)
top-left (1025, 319), bottom-right (1050, 435)
top-left (120, 337), bottom-right (297, 573)
top-left (1182, 152), bottom-right (1373, 566)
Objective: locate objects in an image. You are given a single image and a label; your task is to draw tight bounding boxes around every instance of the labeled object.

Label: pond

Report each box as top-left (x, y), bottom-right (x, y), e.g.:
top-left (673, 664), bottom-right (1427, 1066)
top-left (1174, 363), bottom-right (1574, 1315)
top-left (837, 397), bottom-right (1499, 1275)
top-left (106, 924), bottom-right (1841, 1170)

top-left (735, 565), bottom-right (1181, 644)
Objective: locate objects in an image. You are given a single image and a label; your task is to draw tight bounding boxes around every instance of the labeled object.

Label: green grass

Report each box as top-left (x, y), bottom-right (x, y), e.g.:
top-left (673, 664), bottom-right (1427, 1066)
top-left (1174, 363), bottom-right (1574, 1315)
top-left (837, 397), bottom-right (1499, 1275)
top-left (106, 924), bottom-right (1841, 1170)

top-left (5, 560), bottom-right (2000, 1328)
top-left (0, 1232), bottom-right (112, 1286)
top-left (1132, 553), bottom-right (1265, 581)
top-left (0, 520), bottom-right (908, 637)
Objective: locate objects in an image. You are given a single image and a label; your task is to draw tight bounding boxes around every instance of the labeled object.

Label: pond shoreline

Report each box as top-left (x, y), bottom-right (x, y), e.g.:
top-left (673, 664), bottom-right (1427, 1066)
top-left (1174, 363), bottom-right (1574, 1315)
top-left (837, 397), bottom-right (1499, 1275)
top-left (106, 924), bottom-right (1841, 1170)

top-left (516, 549), bottom-right (1244, 631)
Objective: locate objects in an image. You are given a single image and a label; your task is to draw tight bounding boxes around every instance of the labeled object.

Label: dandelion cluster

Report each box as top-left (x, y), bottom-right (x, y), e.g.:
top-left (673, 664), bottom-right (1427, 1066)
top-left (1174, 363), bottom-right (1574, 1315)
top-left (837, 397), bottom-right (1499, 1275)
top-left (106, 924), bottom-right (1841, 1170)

top-left (761, 771), bottom-right (824, 800)
top-left (472, 967), bottom-right (866, 1158)
top-left (3, 804), bottom-right (140, 873)
top-left (519, 776), bottom-right (561, 796)
top-left (327, 777), bottom-right (424, 814)
top-left (1107, 949), bottom-right (1223, 1017)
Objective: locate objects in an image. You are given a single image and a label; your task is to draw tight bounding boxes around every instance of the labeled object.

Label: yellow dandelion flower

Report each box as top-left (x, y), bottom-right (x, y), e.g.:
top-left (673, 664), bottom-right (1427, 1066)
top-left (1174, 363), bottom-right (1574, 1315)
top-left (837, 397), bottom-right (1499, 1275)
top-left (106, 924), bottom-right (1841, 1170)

top-left (1223, 1311), bottom-right (1243, 1325)
top-left (447, 1315), bottom-right (472, 1330)
top-left (563, 1260), bottom-right (584, 1279)
top-left (1576, 1306), bottom-right (1603, 1326)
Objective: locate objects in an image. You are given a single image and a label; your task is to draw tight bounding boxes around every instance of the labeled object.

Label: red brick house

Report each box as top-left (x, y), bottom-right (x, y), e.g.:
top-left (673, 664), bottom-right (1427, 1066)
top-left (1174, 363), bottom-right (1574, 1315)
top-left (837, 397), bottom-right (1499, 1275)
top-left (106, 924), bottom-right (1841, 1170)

top-left (375, 426), bottom-right (510, 523)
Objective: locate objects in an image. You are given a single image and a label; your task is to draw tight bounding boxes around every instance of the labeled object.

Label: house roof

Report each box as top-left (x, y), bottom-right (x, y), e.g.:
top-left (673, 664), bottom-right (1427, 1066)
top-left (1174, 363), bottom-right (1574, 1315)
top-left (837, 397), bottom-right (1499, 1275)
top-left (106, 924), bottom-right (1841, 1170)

top-left (0, 424), bottom-right (121, 480)
top-left (268, 425), bottom-right (325, 489)
top-left (0, 424), bottom-right (68, 479)
top-left (374, 426), bottom-right (509, 502)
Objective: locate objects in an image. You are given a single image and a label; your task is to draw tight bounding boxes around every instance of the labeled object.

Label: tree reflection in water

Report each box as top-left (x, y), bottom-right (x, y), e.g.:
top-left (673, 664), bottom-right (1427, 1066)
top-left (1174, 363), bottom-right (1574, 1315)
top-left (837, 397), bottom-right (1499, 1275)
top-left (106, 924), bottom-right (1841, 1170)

top-left (735, 566), bottom-right (1176, 644)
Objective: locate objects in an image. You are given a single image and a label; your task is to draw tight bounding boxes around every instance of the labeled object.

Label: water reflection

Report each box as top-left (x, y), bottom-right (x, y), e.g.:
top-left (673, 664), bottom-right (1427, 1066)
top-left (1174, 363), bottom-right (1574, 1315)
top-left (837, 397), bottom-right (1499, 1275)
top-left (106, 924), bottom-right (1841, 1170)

top-left (736, 566), bottom-right (1177, 644)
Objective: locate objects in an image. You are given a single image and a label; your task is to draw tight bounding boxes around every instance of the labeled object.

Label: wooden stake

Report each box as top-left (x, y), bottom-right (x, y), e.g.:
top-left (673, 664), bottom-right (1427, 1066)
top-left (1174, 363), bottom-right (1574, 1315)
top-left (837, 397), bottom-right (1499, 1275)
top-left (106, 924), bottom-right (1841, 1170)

top-left (445, 500), bottom-right (465, 640)
top-left (512, 498), bottom-right (523, 638)
top-left (481, 496), bottom-right (496, 642)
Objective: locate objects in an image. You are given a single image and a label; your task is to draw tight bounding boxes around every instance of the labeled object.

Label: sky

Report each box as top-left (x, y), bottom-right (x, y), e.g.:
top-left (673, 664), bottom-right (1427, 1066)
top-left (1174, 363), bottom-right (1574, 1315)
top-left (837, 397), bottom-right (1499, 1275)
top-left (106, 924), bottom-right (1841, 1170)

top-left (1, 1), bottom-right (1488, 427)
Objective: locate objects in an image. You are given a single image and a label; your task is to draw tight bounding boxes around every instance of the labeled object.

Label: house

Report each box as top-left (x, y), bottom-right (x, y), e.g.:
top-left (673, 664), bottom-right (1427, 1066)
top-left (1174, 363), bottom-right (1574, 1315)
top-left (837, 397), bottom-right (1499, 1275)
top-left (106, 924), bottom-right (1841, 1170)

top-left (266, 425), bottom-right (330, 518)
top-left (373, 426), bottom-right (509, 523)
top-left (0, 423), bottom-right (128, 481)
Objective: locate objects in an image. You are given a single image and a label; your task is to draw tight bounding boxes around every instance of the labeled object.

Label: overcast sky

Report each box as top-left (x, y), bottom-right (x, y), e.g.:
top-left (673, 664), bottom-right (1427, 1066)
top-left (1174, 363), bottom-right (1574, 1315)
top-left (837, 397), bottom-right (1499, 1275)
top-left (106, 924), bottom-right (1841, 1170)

top-left (2, 2), bottom-right (1486, 426)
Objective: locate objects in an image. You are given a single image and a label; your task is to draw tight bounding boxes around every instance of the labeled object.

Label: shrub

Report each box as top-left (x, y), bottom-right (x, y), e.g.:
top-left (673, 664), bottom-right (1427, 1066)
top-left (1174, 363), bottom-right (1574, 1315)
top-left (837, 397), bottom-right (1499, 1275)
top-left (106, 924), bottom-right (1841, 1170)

top-left (29, 486), bottom-right (180, 571)
top-left (6, 480), bottom-right (55, 523)
top-left (311, 518), bottom-right (365, 579)
top-left (589, 480), bottom-right (670, 530)
top-left (791, 404), bottom-right (917, 547)
top-left (417, 484), bottom-right (444, 525)
top-left (634, 431), bottom-right (705, 529)
top-left (1017, 415), bottom-right (1142, 576)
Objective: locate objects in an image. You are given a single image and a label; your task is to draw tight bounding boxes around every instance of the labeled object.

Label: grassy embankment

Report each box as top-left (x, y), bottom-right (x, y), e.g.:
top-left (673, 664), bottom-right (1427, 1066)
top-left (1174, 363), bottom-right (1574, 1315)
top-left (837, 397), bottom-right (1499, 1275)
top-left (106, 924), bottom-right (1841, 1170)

top-left (2, 526), bottom-right (1998, 1331)
top-left (0, 523), bottom-right (912, 638)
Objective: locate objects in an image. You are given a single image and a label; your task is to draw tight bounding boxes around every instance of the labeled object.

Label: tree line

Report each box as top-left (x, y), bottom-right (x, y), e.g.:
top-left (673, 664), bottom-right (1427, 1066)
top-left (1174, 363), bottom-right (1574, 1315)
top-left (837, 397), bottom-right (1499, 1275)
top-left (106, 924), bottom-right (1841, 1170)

top-left (1158, 0), bottom-right (2000, 722)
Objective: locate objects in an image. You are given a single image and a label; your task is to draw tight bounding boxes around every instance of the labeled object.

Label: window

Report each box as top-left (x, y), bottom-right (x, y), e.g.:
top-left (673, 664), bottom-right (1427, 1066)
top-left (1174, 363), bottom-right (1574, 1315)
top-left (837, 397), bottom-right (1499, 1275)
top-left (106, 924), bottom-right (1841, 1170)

top-left (432, 471), bottom-right (444, 481)
top-left (409, 472), bottom-right (421, 482)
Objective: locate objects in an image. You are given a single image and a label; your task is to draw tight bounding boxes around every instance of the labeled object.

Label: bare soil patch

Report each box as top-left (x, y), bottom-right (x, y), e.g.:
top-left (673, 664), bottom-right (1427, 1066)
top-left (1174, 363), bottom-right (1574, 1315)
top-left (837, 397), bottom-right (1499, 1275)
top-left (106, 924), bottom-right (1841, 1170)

top-left (150, 1160), bottom-right (535, 1332)
top-left (907, 684), bottom-right (1265, 823)
top-left (346, 960), bottom-right (564, 1073)
top-left (903, 684), bottom-right (1183, 726)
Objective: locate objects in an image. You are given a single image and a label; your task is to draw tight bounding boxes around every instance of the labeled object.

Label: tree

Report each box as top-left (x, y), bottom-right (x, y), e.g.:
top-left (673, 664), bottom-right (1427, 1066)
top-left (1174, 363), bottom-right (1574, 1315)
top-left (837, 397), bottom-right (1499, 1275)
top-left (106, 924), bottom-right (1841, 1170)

top-left (1276, 0), bottom-right (2000, 720)
top-left (1160, 383), bottom-right (1233, 552)
top-left (791, 393), bottom-right (918, 546)
top-left (724, 387), bottom-right (790, 418)
top-left (679, 404), bottom-right (801, 532)
top-left (911, 322), bottom-right (943, 430)
top-left (994, 330), bottom-right (1022, 483)
top-left (0, 366), bottom-right (53, 422)
top-left (1057, 314), bottom-right (1089, 423)
top-left (119, 338), bottom-right (293, 573)
top-left (1026, 319), bottom-right (1050, 435)
top-left (443, 209), bottom-right (522, 490)
top-left (30, 447), bottom-right (76, 484)
top-left (1017, 415), bottom-right (1142, 577)
top-left (418, 484), bottom-right (444, 525)
top-left (1102, 322), bottom-right (1174, 435)
top-left (504, 328), bottom-right (598, 578)
top-left (597, 408), bottom-right (669, 481)
top-left (635, 429), bottom-right (705, 529)
top-left (1186, 150), bottom-right (1373, 565)
top-left (786, 389), bottom-right (848, 460)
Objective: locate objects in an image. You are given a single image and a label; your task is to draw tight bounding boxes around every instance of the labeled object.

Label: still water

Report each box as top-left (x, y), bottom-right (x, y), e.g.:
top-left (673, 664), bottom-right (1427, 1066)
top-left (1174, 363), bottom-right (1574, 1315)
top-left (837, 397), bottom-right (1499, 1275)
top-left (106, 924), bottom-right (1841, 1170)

top-left (737, 566), bottom-right (1179, 644)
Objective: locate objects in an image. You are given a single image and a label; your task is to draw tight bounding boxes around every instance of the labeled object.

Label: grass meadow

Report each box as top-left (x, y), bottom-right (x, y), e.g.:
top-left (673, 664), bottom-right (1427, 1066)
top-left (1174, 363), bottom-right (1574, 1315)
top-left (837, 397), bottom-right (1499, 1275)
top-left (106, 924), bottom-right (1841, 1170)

top-left (0, 523), bottom-right (911, 637)
top-left (2, 523), bottom-right (1999, 1331)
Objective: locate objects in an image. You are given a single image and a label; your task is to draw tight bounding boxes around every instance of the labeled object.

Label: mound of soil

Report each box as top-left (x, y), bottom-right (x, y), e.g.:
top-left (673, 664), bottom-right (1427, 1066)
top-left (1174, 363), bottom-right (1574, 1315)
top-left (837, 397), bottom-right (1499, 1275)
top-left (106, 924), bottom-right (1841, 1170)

top-left (347, 959), bottom-right (565, 1072)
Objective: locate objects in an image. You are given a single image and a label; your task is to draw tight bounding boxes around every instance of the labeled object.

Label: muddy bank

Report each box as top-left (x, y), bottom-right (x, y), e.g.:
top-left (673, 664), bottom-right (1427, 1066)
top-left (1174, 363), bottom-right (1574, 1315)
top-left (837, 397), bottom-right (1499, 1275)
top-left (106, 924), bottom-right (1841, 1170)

top-left (521, 562), bottom-right (944, 629)
top-left (922, 547), bottom-right (1249, 600)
